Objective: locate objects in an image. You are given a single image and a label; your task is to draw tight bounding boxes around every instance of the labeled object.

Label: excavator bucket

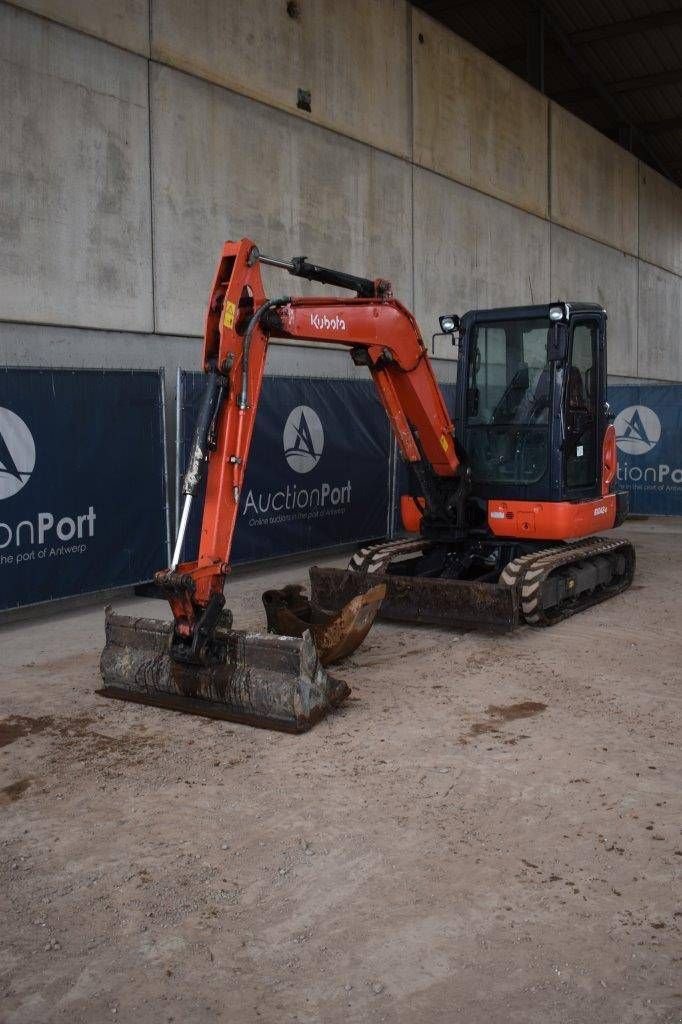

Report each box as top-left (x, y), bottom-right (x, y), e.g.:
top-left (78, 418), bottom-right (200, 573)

top-left (261, 583), bottom-right (386, 665)
top-left (98, 607), bottom-right (350, 733)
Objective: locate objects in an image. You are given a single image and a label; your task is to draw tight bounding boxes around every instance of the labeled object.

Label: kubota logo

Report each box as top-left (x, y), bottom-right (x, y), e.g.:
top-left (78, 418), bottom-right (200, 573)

top-left (0, 408), bottom-right (36, 500)
top-left (614, 405), bottom-right (661, 455)
top-left (310, 313), bottom-right (346, 332)
top-left (283, 406), bottom-right (324, 474)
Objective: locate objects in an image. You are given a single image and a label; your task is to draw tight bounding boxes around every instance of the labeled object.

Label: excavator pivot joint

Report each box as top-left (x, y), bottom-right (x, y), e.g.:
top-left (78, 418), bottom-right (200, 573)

top-left (168, 592), bottom-right (230, 666)
top-left (154, 571), bottom-right (230, 666)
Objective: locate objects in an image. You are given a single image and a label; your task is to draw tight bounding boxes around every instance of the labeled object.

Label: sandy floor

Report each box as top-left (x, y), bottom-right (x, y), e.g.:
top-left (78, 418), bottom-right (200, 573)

top-left (1, 519), bottom-right (681, 1024)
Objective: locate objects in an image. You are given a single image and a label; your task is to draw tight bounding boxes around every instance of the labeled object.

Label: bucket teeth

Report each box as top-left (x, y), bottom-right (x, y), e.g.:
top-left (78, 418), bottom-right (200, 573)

top-left (98, 607), bottom-right (350, 733)
top-left (261, 584), bottom-right (386, 664)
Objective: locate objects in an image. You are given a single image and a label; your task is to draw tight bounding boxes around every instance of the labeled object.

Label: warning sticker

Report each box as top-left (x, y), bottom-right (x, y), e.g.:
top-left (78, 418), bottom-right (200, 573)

top-left (223, 300), bottom-right (236, 329)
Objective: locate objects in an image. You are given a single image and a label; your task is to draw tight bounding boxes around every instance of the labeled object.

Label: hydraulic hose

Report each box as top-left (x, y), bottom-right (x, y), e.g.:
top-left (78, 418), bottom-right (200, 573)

top-left (239, 297), bottom-right (290, 410)
top-left (171, 363), bottom-right (227, 570)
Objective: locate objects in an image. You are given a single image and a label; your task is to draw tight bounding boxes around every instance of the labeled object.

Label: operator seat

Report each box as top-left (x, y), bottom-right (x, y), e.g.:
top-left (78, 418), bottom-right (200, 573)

top-left (514, 367), bottom-right (550, 424)
top-left (568, 366), bottom-right (587, 410)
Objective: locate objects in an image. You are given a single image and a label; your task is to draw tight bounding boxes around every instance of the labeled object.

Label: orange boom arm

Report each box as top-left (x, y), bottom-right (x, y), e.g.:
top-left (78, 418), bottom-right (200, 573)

top-left (158, 239), bottom-right (462, 656)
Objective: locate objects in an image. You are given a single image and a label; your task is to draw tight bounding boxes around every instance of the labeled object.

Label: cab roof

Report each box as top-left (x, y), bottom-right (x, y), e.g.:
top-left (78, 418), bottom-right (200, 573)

top-left (460, 302), bottom-right (606, 326)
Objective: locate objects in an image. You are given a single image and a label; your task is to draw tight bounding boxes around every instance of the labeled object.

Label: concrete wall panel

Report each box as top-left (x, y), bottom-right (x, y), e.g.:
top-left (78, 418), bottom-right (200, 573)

top-left (550, 225), bottom-right (638, 378)
top-left (7, 0), bottom-right (149, 55)
top-left (150, 65), bottom-right (412, 337)
top-left (412, 10), bottom-right (548, 218)
top-left (0, 5), bottom-right (153, 331)
top-left (151, 0), bottom-right (410, 159)
top-left (550, 103), bottom-right (638, 255)
top-left (638, 262), bottom-right (682, 382)
top-left (638, 164), bottom-right (682, 277)
top-left (413, 167), bottom-right (550, 359)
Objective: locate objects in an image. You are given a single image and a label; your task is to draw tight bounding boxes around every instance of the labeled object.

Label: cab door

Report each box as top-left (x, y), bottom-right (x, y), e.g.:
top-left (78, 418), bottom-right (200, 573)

top-left (564, 316), bottom-right (602, 497)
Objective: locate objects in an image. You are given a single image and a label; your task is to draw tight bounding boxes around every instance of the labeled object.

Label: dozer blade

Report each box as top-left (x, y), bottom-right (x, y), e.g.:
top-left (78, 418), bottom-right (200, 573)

top-left (98, 607), bottom-right (350, 733)
top-left (261, 583), bottom-right (386, 665)
top-left (309, 567), bottom-right (519, 633)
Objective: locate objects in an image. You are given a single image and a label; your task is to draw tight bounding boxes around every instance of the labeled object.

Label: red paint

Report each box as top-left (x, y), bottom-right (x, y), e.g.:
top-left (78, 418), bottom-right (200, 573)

top-left (400, 495), bottom-right (425, 533)
top-left (487, 494), bottom-right (617, 540)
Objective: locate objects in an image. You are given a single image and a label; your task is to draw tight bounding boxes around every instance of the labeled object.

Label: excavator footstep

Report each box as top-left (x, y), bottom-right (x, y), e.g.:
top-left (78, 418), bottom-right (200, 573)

top-left (261, 583), bottom-right (386, 665)
top-left (98, 607), bottom-right (350, 733)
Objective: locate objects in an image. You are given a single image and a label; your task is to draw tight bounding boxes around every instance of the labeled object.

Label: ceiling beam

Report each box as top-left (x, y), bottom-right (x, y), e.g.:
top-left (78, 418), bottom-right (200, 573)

top-left (494, 8), bottom-right (682, 65)
top-left (571, 9), bottom-right (682, 45)
top-left (612, 67), bottom-right (682, 94)
top-left (554, 67), bottom-right (682, 105)
top-left (637, 115), bottom-right (682, 136)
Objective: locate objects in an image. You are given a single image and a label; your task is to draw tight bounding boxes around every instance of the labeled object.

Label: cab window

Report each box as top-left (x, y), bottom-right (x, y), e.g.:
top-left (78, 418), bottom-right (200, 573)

top-left (465, 318), bottom-right (551, 486)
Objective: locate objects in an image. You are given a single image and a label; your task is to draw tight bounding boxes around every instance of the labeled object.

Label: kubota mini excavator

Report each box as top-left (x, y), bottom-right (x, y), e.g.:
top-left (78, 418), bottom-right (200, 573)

top-left (99, 238), bottom-right (634, 731)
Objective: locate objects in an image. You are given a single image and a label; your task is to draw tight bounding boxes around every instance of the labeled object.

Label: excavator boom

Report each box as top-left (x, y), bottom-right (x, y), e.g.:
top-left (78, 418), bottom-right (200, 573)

top-left (153, 238), bottom-right (467, 661)
top-left (175, 241), bottom-right (458, 609)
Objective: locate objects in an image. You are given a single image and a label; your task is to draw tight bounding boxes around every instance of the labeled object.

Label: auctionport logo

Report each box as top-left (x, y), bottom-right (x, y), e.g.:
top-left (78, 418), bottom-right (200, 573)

top-left (283, 405), bottom-right (324, 474)
top-left (0, 408), bottom-right (36, 500)
top-left (614, 405), bottom-right (661, 456)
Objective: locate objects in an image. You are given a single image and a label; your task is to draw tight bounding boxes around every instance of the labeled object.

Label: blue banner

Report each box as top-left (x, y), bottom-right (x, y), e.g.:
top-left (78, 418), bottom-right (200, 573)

top-left (177, 373), bottom-right (390, 564)
top-left (0, 368), bottom-right (168, 610)
top-left (608, 385), bottom-right (682, 515)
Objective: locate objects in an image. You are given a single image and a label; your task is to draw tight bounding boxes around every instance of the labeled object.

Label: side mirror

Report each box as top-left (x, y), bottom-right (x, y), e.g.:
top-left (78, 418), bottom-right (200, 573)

top-left (547, 323), bottom-right (568, 362)
top-left (439, 314), bottom-right (460, 334)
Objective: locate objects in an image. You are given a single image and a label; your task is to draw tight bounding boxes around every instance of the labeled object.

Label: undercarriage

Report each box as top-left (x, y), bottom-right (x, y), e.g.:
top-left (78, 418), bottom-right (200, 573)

top-left (310, 533), bottom-right (636, 632)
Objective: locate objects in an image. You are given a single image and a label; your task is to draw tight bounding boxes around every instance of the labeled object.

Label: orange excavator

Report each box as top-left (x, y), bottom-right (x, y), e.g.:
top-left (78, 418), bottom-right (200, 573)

top-left (99, 238), bottom-right (634, 731)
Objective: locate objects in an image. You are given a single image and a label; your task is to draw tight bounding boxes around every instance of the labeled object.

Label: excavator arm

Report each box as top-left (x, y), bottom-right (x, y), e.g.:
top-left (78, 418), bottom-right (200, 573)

top-left (158, 238), bottom-right (464, 659)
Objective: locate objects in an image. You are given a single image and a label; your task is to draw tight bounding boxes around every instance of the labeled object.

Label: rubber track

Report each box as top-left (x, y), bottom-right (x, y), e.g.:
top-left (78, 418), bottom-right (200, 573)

top-left (500, 537), bottom-right (635, 626)
top-left (349, 535), bottom-right (635, 629)
top-left (348, 538), bottom-right (430, 575)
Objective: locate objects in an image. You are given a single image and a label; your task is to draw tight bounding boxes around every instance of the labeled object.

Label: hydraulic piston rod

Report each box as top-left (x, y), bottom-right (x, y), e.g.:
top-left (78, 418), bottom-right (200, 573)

top-left (170, 366), bottom-right (227, 570)
top-left (253, 247), bottom-right (381, 298)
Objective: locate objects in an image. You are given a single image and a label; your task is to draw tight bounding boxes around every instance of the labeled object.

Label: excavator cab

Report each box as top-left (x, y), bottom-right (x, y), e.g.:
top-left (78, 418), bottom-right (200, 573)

top-left (393, 301), bottom-right (626, 540)
top-left (457, 302), bottom-right (612, 510)
top-left (312, 300), bottom-right (634, 631)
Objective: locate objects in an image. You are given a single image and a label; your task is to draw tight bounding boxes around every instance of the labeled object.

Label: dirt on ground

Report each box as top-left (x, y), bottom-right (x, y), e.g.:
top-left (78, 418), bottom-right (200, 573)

top-left (1, 519), bottom-right (681, 1023)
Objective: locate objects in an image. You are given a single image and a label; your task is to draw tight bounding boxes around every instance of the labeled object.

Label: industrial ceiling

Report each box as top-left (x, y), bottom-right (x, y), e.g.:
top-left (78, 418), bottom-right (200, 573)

top-left (414, 0), bottom-right (682, 187)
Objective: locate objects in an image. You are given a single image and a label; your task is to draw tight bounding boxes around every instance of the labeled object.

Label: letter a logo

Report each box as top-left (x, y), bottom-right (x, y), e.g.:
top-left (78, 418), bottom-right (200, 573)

top-left (282, 406), bottom-right (324, 474)
top-left (614, 405), bottom-right (661, 455)
top-left (0, 408), bottom-right (36, 499)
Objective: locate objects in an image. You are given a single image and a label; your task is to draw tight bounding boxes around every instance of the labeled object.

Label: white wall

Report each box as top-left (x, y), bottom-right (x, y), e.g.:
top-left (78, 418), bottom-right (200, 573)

top-left (2, 0), bottom-right (682, 384)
